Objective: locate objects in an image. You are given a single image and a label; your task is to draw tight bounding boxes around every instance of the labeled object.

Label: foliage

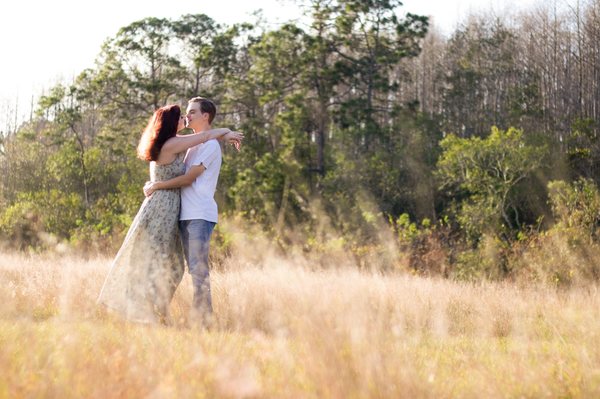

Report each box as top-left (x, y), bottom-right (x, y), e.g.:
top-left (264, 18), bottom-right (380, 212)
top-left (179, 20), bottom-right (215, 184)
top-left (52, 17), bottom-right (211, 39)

top-left (2, 1), bottom-right (600, 283)
top-left (436, 127), bottom-right (547, 242)
top-left (547, 178), bottom-right (600, 240)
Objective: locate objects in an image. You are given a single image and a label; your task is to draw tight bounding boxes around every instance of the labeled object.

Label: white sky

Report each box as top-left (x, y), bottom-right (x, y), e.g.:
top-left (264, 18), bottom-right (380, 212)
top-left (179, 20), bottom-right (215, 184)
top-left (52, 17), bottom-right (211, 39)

top-left (0, 0), bottom-right (546, 131)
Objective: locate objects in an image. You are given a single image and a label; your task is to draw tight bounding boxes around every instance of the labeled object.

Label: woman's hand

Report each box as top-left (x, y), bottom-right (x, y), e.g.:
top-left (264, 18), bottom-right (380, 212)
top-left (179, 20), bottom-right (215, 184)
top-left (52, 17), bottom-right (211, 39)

top-left (143, 181), bottom-right (158, 197)
top-left (223, 131), bottom-right (244, 151)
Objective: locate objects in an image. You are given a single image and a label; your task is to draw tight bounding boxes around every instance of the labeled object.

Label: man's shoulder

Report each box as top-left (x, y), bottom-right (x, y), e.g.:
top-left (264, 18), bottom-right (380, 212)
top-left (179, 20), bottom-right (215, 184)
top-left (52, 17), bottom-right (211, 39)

top-left (205, 139), bottom-right (221, 150)
top-left (203, 139), bottom-right (222, 156)
top-left (188, 139), bottom-right (220, 153)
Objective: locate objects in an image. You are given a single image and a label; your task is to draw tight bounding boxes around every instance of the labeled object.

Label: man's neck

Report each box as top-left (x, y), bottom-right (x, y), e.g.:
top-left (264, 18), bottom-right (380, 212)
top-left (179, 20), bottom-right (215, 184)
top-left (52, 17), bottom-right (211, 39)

top-left (193, 123), bottom-right (211, 133)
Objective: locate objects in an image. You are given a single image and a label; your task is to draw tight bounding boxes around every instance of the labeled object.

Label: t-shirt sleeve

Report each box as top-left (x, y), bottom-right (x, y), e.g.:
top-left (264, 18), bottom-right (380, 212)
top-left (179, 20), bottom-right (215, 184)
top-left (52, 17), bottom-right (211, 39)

top-left (189, 140), bottom-right (219, 169)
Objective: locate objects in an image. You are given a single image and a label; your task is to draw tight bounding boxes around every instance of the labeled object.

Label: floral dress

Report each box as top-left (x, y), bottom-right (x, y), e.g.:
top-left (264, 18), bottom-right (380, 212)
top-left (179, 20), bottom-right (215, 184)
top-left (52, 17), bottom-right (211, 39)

top-left (98, 153), bottom-right (186, 324)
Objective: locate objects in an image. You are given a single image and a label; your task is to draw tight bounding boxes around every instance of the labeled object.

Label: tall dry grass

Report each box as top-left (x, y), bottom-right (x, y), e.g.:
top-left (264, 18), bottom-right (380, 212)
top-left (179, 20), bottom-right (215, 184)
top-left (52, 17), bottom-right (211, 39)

top-left (1, 249), bottom-right (600, 398)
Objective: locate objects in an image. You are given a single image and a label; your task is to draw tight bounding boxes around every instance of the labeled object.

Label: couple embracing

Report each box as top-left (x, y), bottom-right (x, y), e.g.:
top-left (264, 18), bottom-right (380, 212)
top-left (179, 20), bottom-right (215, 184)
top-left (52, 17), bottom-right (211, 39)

top-left (97, 97), bottom-right (243, 326)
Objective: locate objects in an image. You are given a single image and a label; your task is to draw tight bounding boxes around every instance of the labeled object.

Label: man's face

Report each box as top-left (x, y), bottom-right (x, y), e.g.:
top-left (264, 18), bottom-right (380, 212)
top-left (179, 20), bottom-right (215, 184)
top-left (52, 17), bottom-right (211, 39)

top-left (185, 102), bottom-right (208, 131)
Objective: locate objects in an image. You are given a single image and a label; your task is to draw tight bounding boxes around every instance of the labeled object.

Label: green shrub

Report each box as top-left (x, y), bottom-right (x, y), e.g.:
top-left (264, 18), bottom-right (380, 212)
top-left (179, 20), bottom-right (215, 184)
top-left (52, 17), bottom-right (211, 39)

top-left (547, 178), bottom-right (600, 239)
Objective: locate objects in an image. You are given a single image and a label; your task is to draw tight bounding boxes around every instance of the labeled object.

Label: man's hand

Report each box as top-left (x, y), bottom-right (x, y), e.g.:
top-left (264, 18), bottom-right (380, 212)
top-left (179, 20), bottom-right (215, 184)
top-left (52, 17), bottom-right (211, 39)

top-left (143, 181), bottom-right (158, 197)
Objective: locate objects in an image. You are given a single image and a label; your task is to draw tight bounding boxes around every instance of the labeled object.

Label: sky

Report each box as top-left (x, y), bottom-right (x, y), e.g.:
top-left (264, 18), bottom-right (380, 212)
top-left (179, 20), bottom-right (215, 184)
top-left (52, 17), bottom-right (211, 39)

top-left (0, 0), bottom-right (544, 132)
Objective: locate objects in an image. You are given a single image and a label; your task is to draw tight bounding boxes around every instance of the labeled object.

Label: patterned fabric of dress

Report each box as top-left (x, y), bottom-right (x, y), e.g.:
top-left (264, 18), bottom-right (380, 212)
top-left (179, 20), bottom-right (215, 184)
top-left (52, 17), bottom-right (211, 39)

top-left (98, 153), bottom-right (186, 324)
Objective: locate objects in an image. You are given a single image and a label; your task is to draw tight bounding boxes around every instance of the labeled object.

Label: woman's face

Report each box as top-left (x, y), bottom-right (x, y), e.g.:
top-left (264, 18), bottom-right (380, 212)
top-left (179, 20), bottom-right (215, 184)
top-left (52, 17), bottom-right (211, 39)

top-left (177, 114), bottom-right (185, 131)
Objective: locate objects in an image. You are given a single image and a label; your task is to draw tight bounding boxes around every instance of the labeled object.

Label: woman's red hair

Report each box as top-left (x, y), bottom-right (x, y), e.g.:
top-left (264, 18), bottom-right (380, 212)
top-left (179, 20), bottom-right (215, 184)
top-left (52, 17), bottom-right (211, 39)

top-left (137, 105), bottom-right (181, 162)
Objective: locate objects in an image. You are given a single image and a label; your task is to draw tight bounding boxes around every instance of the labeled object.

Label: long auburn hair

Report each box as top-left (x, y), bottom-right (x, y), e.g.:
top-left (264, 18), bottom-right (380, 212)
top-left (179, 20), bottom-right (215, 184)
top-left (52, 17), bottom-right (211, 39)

top-left (137, 104), bottom-right (181, 162)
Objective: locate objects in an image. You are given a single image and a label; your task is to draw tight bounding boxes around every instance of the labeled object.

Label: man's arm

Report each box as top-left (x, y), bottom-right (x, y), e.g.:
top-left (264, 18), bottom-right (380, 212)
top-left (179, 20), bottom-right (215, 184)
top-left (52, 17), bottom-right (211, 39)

top-left (144, 164), bottom-right (206, 197)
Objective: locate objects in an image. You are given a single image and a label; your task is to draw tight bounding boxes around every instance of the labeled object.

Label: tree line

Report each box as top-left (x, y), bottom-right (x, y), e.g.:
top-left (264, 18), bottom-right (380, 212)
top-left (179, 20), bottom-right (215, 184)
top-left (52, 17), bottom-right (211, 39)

top-left (1, 0), bottom-right (599, 283)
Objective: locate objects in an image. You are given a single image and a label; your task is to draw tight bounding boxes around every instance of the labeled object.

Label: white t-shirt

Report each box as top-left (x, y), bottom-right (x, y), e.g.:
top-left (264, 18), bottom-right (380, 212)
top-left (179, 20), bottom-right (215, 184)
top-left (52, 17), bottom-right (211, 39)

top-left (180, 139), bottom-right (222, 223)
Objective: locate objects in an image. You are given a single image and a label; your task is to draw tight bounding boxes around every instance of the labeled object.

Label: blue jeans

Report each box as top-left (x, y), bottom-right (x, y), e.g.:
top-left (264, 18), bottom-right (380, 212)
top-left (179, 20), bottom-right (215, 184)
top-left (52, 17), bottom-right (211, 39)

top-left (179, 219), bottom-right (216, 318)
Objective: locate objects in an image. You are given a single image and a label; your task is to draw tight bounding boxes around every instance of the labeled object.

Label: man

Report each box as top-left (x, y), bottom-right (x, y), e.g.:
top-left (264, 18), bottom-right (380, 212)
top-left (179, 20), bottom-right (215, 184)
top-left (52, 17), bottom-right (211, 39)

top-left (144, 97), bottom-right (241, 326)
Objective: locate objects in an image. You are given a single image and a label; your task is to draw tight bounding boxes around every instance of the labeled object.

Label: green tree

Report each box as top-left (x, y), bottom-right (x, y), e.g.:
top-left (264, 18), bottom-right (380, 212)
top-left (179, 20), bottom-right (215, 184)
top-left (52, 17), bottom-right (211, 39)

top-left (437, 126), bottom-right (547, 240)
top-left (172, 14), bottom-right (243, 99)
top-left (112, 17), bottom-right (184, 110)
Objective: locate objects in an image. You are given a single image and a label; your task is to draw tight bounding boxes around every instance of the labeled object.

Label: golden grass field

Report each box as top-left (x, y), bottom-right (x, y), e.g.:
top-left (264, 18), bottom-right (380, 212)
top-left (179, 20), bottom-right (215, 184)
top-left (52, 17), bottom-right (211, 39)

top-left (1, 249), bottom-right (600, 398)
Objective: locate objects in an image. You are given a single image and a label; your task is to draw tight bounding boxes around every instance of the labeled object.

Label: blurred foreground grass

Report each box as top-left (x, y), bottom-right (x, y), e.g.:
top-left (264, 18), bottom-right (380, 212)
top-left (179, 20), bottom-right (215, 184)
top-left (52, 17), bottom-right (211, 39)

top-left (1, 251), bottom-right (600, 398)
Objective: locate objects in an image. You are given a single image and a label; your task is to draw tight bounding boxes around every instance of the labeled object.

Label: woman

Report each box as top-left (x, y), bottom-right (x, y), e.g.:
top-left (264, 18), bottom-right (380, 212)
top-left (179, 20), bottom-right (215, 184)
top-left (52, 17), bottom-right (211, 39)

top-left (97, 104), bottom-right (242, 324)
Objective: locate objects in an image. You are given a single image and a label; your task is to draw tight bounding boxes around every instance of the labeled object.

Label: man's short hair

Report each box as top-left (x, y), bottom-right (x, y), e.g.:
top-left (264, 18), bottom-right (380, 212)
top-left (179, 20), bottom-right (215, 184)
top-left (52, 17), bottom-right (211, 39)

top-left (188, 97), bottom-right (217, 124)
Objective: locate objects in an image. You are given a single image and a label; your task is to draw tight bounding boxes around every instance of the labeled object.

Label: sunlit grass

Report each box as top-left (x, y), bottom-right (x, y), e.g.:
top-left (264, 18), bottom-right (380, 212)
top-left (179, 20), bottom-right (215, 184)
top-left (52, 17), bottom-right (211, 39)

top-left (1, 250), bottom-right (600, 398)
